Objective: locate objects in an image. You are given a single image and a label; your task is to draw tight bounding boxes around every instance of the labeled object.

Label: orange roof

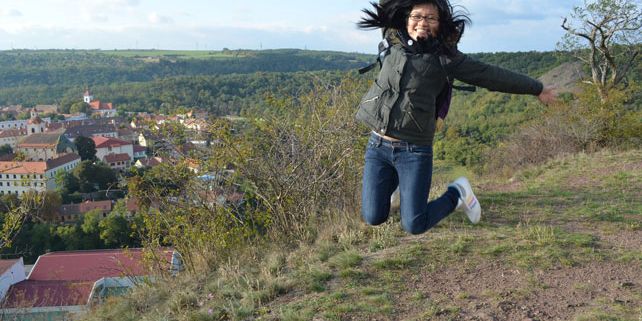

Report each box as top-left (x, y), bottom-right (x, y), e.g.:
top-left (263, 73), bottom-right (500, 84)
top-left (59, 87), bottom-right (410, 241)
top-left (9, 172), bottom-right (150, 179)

top-left (79, 200), bottom-right (112, 212)
top-left (104, 153), bottom-right (131, 163)
top-left (89, 100), bottom-right (114, 110)
top-left (0, 154), bottom-right (80, 174)
top-left (0, 162), bottom-right (47, 174)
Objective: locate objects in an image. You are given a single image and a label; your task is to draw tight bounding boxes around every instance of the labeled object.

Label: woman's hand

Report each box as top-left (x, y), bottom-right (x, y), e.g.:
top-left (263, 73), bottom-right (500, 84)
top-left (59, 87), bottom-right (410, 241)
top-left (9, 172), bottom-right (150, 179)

top-left (538, 86), bottom-right (557, 105)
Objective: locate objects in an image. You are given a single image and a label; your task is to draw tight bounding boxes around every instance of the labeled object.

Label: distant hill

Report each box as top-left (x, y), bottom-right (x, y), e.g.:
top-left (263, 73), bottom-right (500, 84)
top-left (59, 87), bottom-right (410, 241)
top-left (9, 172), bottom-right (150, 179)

top-left (538, 61), bottom-right (585, 94)
top-left (0, 49), bottom-right (572, 116)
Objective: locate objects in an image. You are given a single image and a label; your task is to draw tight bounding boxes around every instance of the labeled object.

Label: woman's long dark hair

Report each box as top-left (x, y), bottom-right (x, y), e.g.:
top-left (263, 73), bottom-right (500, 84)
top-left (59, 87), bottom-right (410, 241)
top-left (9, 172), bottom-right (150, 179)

top-left (357, 0), bottom-right (470, 55)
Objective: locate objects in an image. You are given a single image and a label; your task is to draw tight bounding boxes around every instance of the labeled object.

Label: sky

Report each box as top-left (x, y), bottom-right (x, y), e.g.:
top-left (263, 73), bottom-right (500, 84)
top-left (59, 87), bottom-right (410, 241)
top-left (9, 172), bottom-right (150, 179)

top-left (0, 0), bottom-right (584, 53)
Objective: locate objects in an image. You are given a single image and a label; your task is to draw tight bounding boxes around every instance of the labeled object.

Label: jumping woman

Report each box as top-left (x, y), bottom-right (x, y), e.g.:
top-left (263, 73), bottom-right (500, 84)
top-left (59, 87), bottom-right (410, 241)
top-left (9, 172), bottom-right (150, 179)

top-left (356, 0), bottom-right (557, 234)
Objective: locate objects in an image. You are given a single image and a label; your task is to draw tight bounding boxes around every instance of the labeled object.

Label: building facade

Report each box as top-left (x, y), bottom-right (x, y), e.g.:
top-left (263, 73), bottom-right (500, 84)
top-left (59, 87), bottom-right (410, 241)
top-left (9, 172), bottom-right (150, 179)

top-left (0, 154), bottom-right (81, 196)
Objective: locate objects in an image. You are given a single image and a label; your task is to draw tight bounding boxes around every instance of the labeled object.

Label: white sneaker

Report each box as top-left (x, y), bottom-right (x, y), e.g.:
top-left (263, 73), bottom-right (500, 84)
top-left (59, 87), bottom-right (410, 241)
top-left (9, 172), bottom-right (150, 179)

top-left (390, 187), bottom-right (400, 212)
top-left (449, 177), bottom-right (481, 224)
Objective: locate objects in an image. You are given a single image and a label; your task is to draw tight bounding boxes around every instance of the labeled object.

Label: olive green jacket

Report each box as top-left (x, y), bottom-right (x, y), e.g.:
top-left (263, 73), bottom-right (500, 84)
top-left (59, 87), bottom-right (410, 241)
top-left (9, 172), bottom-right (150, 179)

top-left (356, 43), bottom-right (543, 145)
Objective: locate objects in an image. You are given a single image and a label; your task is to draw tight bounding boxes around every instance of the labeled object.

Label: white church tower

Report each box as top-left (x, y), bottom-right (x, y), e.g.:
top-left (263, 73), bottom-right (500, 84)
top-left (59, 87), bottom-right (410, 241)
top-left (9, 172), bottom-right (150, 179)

top-left (27, 108), bottom-right (45, 135)
top-left (83, 87), bottom-right (94, 104)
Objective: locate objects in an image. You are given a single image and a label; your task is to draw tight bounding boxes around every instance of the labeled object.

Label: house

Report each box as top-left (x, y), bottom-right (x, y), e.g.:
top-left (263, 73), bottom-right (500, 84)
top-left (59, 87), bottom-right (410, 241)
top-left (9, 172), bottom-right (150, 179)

top-left (1, 249), bottom-right (181, 320)
top-left (134, 157), bottom-right (164, 169)
top-left (34, 105), bottom-right (59, 114)
top-left (16, 132), bottom-right (77, 161)
top-left (0, 129), bottom-right (27, 149)
top-left (0, 109), bottom-right (51, 134)
top-left (83, 89), bottom-right (117, 118)
top-left (58, 200), bottom-right (113, 223)
top-left (133, 145), bottom-right (147, 160)
top-left (0, 154), bottom-right (81, 196)
top-left (137, 131), bottom-right (160, 148)
top-left (92, 137), bottom-right (134, 170)
top-left (0, 258), bottom-right (26, 302)
top-left (117, 127), bottom-right (137, 144)
top-left (182, 118), bottom-right (208, 132)
top-left (64, 124), bottom-right (119, 142)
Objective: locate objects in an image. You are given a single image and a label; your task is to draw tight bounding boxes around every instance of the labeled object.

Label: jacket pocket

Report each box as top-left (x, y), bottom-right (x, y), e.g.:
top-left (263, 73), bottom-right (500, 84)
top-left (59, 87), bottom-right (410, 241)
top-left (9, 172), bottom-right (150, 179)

top-left (404, 109), bottom-right (424, 132)
top-left (357, 80), bottom-right (387, 122)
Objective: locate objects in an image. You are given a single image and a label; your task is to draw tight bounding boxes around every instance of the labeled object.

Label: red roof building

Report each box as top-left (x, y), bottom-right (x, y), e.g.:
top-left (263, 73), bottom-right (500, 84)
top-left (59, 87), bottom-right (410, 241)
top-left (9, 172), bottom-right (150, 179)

top-left (28, 249), bottom-right (157, 282)
top-left (92, 137), bottom-right (134, 170)
top-left (58, 200), bottom-right (113, 223)
top-left (3, 280), bottom-right (94, 308)
top-left (89, 101), bottom-right (114, 111)
top-left (92, 136), bottom-right (130, 149)
top-left (2, 249), bottom-right (181, 318)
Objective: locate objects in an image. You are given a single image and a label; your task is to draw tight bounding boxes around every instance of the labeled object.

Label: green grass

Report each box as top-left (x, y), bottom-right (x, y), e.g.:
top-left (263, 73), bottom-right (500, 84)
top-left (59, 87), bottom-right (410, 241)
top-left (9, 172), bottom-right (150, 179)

top-left (81, 149), bottom-right (642, 321)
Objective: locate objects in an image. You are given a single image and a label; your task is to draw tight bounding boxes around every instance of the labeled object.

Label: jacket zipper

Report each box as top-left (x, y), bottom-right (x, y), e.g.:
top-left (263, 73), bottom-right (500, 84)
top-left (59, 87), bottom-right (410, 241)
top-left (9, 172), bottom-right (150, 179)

top-left (363, 96), bottom-right (379, 104)
top-left (406, 101), bottom-right (423, 132)
top-left (406, 111), bottom-right (423, 132)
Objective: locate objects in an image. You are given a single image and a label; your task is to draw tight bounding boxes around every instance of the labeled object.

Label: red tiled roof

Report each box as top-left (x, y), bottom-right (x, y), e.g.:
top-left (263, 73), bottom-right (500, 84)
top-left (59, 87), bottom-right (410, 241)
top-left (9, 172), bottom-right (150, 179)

top-left (89, 101), bottom-right (114, 110)
top-left (28, 249), bottom-right (171, 282)
top-left (59, 200), bottom-right (112, 217)
top-left (92, 136), bottom-right (131, 149)
top-left (0, 161), bottom-right (47, 175)
top-left (137, 157), bottom-right (163, 167)
top-left (0, 259), bottom-right (19, 275)
top-left (79, 200), bottom-right (112, 213)
top-left (133, 145), bottom-right (146, 153)
top-left (2, 280), bottom-right (93, 308)
top-left (0, 129), bottom-right (26, 138)
top-left (104, 153), bottom-right (130, 163)
top-left (28, 116), bottom-right (43, 125)
top-left (0, 154), bottom-right (79, 175)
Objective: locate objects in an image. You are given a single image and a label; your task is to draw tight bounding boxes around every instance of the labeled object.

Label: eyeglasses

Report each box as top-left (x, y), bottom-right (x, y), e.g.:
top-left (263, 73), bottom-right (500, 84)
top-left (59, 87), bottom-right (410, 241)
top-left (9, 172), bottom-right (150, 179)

top-left (408, 14), bottom-right (439, 24)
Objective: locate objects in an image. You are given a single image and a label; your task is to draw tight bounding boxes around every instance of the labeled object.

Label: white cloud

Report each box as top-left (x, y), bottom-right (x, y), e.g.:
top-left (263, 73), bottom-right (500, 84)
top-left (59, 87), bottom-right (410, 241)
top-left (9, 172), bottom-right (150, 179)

top-left (148, 12), bottom-right (174, 24)
top-left (0, 9), bottom-right (23, 17)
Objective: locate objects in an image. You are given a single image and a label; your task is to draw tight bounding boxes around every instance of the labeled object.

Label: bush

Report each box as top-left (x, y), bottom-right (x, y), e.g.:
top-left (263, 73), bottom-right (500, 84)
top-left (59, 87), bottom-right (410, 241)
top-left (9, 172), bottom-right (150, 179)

top-left (129, 77), bottom-right (369, 273)
top-left (487, 84), bottom-right (641, 173)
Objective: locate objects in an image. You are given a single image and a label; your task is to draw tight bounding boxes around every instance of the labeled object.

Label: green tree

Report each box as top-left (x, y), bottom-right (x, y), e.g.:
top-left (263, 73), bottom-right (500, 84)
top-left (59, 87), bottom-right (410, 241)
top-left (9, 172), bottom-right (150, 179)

top-left (55, 171), bottom-right (80, 196)
top-left (74, 161), bottom-right (118, 193)
top-left (81, 209), bottom-right (104, 249)
top-left (56, 224), bottom-right (84, 250)
top-left (560, 0), bottom-right (641, 101)
top-left (74, 136), bottom-right (97, 161)
top-left (70, 101), bottom-right (90, 114)
top-left (99, 213), bottom-right (131, 247)
top-left (0, 144), bottom-right (12, 157)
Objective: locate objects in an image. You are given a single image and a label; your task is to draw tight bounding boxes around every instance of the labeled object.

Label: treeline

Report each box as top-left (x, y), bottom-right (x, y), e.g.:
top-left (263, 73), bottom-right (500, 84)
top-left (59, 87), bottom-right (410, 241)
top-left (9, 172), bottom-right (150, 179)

top-left (0, 49), bottom-right (572, 116)
top-left (0, 70), bottom-right (351, 116)
top-left (0, 49), bottom-right (371, 88)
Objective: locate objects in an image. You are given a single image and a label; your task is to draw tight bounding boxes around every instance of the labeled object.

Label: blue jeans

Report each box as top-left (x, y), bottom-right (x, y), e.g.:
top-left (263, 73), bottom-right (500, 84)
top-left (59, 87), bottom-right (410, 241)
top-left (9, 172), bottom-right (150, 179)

top-left (361, 133), bottom-right (459, 234)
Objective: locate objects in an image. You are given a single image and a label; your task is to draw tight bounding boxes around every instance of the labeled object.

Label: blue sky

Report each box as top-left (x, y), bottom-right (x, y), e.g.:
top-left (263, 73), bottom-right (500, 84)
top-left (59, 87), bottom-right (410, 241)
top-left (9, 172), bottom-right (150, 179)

top-left (0, 0), bottom-right (583, 53)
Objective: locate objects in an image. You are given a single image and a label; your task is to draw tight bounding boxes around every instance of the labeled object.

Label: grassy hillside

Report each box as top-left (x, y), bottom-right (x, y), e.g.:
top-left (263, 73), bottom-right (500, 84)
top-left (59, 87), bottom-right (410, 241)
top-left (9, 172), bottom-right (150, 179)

top-left (85, 149), bottom-right (641, 321)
